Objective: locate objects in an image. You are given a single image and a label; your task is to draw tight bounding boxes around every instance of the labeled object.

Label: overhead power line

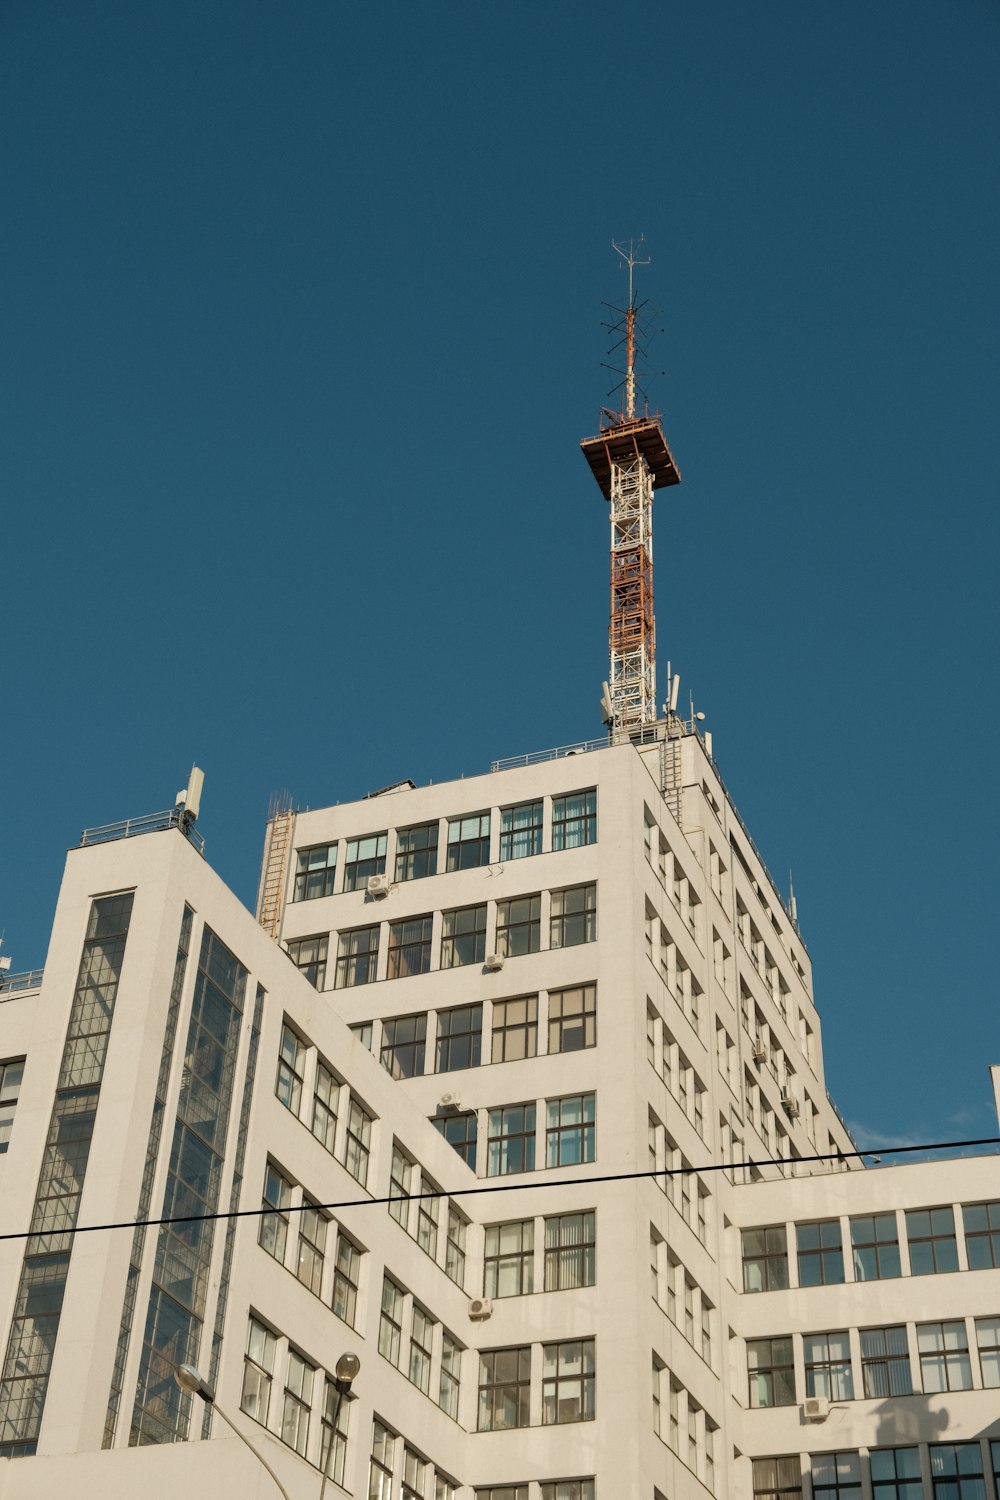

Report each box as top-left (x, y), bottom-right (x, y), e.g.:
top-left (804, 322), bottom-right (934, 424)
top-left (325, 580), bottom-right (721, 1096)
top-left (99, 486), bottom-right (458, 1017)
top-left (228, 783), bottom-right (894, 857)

top-left (3, 1135), bottom-right (998, 1248)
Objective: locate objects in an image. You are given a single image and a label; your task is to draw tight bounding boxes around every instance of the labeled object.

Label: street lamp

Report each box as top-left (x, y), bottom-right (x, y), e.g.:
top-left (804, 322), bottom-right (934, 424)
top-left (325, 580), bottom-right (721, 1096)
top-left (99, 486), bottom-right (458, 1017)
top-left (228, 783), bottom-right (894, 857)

top-left (318, 1352), bottom-right (361, 1500)
top-left (174, 1363), bottom-right (292, 1500)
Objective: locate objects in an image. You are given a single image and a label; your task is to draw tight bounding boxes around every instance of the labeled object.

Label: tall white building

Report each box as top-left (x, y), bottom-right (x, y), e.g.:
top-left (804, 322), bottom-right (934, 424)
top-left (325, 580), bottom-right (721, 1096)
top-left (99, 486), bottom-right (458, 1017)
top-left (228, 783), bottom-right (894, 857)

top-left (1, 723), bottom-right (998, 1500)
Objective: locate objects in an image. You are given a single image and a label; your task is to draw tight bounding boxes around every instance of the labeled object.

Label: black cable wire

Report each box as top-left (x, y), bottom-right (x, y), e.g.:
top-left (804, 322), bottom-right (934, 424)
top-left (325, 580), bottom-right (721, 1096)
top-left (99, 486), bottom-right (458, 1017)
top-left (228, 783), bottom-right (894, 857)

top-left (3, 1135), bottom-right (997, 1246)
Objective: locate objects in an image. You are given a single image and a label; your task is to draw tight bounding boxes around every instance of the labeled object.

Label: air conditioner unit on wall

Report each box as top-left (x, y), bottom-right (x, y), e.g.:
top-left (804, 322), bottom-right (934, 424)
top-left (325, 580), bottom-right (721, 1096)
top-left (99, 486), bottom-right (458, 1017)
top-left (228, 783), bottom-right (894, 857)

top-left (802, 1397), bottom-right (829, 1421)
top-left (439, 1092), bottom-right (462, 1112)
top-left (468, 1297), bottom-right (493, 1321)
top-left (752, 1044), bottom-right (768, 1064)
top-left (781, 1091), bottom-right (800, 1118)
top-left (484, 953), bottom-right (504, 971)
top-left (367, 873), bottom-right (390, 897)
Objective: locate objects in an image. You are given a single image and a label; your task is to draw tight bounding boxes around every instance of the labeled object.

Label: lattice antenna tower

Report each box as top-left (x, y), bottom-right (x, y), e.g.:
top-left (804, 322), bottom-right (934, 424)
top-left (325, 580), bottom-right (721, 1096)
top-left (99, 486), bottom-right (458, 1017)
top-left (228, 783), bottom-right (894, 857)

top-left (581, 241), bottom-right (681, 735)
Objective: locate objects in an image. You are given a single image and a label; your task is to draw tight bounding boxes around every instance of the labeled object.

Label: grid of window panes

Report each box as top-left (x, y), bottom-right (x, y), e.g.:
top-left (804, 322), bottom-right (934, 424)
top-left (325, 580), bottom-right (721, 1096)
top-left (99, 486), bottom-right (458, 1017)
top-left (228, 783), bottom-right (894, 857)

top-left (332, 1233), bottom-right (361, 1326)
top-left (906, 1207), bottom-right (959, 1274)
top-left (541, 1339), bottom-right (595, 1424)
top-left (335, 925), bottom-right (379, 988)
top-left (446, 812), bottom-right (490, 871)
top-left (485, 1220), bottom-right (534, 1297)
top-left (395, 822), bottom-right (439, 881)
top-left (487, 1104), bottom-right (536, 1175)
top-left (380, 1014), bottom-right (427, 1078)
top-left (370, 1421), bottom-right (395, 1500)
top-left (240, 1316), bottom-right (276, 1424)
top-left (963, 1201), bottom-right (1000, 1268)
top-left (552, 789), bottom-right (596, 850)
top-left (378, 1276), bottom-right (404, 1366)
top-left (929, 1444), bottom-right (985, 1500)
top-left (742, 1226), bottom-right (789, 1291)
top-left (342, 1098), bottom-right (372, 1185)
top-left (311, 1061), bottom-right (338, 1152)
top-left (851, 1214), bottom-right (901, 1280)
top-left (544, 1211), bottom-right (595, 1290)
top-left (804, 1331), bottom-right (854, 1399)
top-left (860, 1326), bottom-right (912, 1396)
top-left (436, 1004), bottom-right (482, 1070)
top-left (343, 832), bottom-right (387, 892)
top-left (276, 1024), bottom-right (304, 1114)
top-left (548, 984), bottom-right (596, 1052)
top-left (259, 1163), bottom-right (292, 1262)
top-left (870, 1448), bottom-right (922, 1500)
top-left (293, 843), bottom-right (337, 901)
top-left (492, 996), bottom-right (538, 1061)
top-left (546, 1093), bottom-right (595, 1167)
top-left (752, 1457), bottom-right (803, 1500)
top-left (409, 1306), bottom-right (434, 1394)
top-left (495, 894), bottom-right (541, 957)
top-left (387, 916), bottom-right (433, 978)
top-left (918, 1321), bottom-right (972, 1391)
top-left (445, 1206), bottom-right (467, 1286)
top-left (0, 1058), bottom-right (23, 1153)
top-left (978, 1316), bottom-right (1000, 1386)
top-left (747, 1336), bottom-right (795, 1407)
top-left (433, 1110), bottom-right (477, 1169)
top-left (811, 1452), bottom-right (862, 1500)
top-left (441, 905), bottom-right (487, 967)
top-left (500, 801), bottom-right (542, 859)
top-left (478, 1347), bottom-right (530, 1430)
top-left (797, 1220), bottom-right (844, 1286)
top-left (550, 884), bottom-right (597, 947)
top-left (541, 1485), bottom-right (595, 1500)
top-left (320, 1373), bottom-right (350, 1489)
top-left (281, 1349), bottom-right (314, 1455)
top-left (287, 934), bottom-right (327, 988)
top-left (296, 1202), bottom-right (327, 1295)
top-left (440, 1331), bottom-right (462, 1418)
top-left (389, 1145), bottom-right (412, 1227)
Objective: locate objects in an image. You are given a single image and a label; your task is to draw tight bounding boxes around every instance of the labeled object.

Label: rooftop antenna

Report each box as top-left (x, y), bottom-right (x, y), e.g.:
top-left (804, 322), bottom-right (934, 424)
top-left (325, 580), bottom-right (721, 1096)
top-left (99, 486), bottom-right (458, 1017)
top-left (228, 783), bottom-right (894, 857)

top-left (175, 765), bottom-right (205, 838)
top-left (789, 872), bottom-right (798, 925)
top-left (612, 236), bottom-right (650, 420)
top-left (581, 242), bottom-right (681, 737)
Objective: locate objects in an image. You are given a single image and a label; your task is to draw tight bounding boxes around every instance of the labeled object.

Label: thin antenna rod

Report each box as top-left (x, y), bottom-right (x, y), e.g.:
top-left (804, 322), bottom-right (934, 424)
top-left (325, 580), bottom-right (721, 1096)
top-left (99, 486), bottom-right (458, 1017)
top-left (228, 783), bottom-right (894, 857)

top-left (612, 236), bottom-right (649, 420)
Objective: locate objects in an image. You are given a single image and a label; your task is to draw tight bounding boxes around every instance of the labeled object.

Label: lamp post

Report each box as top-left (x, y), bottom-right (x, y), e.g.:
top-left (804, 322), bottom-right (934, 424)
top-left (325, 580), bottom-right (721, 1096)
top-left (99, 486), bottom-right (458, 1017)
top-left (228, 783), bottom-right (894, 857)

top-left (174, 1364), bottom-right (293, 1500)
top-left (318, 1352), bottom-right (361, 1500)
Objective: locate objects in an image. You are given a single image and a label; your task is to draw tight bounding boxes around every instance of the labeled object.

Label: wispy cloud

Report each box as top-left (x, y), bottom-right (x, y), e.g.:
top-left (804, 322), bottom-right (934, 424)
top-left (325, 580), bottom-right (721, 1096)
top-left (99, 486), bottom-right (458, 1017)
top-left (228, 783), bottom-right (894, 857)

top-left (847, 1121), bottom-right (927, 1152)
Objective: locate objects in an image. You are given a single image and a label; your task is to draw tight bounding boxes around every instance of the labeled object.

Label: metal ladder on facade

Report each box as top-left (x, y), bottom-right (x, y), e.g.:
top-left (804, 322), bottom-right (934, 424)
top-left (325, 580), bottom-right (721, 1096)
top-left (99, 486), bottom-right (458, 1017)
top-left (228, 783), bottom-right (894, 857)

top-left (660, 733), bottom-right (684, 829)
top-left (257, 804), bottom-right (294, 938)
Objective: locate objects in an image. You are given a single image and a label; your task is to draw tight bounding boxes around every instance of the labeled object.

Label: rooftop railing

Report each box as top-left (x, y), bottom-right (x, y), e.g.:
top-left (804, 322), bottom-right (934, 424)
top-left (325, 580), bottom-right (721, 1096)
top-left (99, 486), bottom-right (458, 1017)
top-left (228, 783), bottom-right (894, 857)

top-left (0, 969), bottom-right (44, 999)
top-left (490, 736), bottom-right (610, 772)
top-left (78, 807), bottom-right (205, 856)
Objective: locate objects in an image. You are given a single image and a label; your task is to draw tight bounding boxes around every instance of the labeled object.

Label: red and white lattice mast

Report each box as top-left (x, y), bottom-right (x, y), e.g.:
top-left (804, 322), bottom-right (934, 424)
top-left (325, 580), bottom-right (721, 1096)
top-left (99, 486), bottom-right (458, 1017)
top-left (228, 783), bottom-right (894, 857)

top-left (581, 241), bottom-right (681, 736)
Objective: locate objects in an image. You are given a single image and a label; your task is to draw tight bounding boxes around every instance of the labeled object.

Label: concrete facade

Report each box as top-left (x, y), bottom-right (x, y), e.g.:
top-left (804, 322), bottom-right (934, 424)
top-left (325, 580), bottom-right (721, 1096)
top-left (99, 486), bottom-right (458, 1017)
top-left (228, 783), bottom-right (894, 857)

top-left (0, 727), bottom-right (997, 1500)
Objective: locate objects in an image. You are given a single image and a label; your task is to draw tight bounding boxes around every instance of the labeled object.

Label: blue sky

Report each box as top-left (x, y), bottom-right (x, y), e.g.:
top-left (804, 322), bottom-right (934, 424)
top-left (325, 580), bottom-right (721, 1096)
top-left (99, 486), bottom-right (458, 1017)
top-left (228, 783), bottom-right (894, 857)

top-left (2, 1), bottom-right (997, 1154)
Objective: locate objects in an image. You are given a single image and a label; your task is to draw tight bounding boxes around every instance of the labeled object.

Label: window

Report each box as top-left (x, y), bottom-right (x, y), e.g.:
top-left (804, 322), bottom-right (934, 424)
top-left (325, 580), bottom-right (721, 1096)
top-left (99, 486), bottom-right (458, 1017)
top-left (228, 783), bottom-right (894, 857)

top-left (753, 1458), bottom-right (803, 1500)
top-left (335, 925), bottom-right (380, 988)
top-left (389, 1145), bottom-right (412, 1228)
top-left (541, 1484), bottom-right (594, 1500)
top-left (0, 1057), bottom-right (23, 1152)
top-left (870, 1449), bottom-right (923, 1500)
top-left (487, 1103), bottom-right (536, 1176)
top-left (378, 1276), bottom-right (404, 1367)
top-left (492, 996), bottom-right (538, 1062)
top-left (963, 1201), bottom-right (1000, 1268)
top-left (930, 1445), bottom-right (985, 1500)
top-left (747, 1337), bottom-right (795, 1408)
top-left (797, 1220), bottom-right (845, 1286)
top-left (811, 1453), bottom-right (862, 1500)
top-left (380, 1013), bottom-right (427, 1078)
top-left (550, 883), bottom-right (596, 947)
top-left (343, 832), bottom-right (387, 892)
top-left (311, 1060), bottom-right (338, 1152)
top-left (544, 1211), bottom-right (595, 1291)
top-left (742, 1226), bottom-right (789, 1292)
top-left (409, 1305), bottom-right (435, 1394)
top-left (370, 1421), bottom-right (395, 1500)
top-left (552, 788), bottom-right (597, 850)
top-left (259, 1163), bottom-right (293, 1263)
top-left (349, 1020), bottom-right (372, 1050)
top-left (495, 895), bottom-right (541, 957)
top-left (542, 1338), bottom-right (595, 1424)
top-left (433, 1110), bottom-right (478, 1169)
top-left (441, 905), bottom-right (487, 968)
top-left (320, 1373), bottom-right (350, 1489)
top-left (342, 1097), bottom-right (372, 1186)
top-left (976, 1316), bottom-right (1000, 1386)
top-left (281, 1349), bottom-right (314, 1456)
top-left (396, 822), bottom-right (439, 881)
top-left (850, 1213), bottom-right (901, 1280)
top-left (447, 812), bottom-right (490, 871)
top-left (546, 1094), bottom-right (595, 1167)
top-left (276, 1024), bottom-right (305, 1114)
top-left (287, 934), bottom-right (328, 989)
top-left (906, 1207), bottom-right (959, 1274)
top-left (477, 1490), bottom-right (528, 1500)
top-left (484, 1220), bottom-right (534, 1297)
top-left (294, 843), bottom-right (337, 901)
top-left (547, 984), bottom-right (596, 1053)
top-left (445, 1205), bottom-right (467, 1286)
top-left (440, 1331), bottom-right (462, 1419)
top-left (500, 801), bottom-right (542, 860)
top-left (332, 1232), bottom-right (362, 1327)
top-left (478, 1347), bottom-right (531, 1430)
top-left (918, 1321), bottom-right (972, 1392)
top-left (804, 1332), bottom-right (854, 1400)
top-left (387, 916), bottom-right (433, 979)
top-left (417, 1183), bottom-right (438, 1259)
top-left (402, 1447), bottom-right (427, 1500)
top-left (241, 1316), bottom-right (276, 1423)
top-left (297, 1201), bottom-right (327, 1295)
top-left (436, 1004), bottom-right (482, 1071)
top-left (860, 1327), bottom-right (912, 1397)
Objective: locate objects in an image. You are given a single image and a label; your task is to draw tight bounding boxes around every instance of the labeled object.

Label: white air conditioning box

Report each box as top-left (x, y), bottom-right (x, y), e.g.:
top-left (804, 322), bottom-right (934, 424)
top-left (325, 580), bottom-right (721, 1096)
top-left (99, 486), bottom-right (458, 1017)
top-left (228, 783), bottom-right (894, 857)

top-left (802, 1397), bottom-right (829, 1421)
top-left (468, 1297), bottom-right (493, 1321)
top-left (484, 953), bottom-right (504, 971)
top-left (367, 874), bottom-right (390, 897)
top-left (438, 1092), bottom-right (462, 1112)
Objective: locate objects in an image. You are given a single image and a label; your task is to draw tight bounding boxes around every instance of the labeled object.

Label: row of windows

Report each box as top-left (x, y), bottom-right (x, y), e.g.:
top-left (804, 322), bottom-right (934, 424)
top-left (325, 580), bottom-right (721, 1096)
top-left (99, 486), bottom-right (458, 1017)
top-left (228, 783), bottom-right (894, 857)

top-left (293, 790), bottom-right (598, 901)
top-left (646, 1005), bottom-right (708, 1138)
top-left (287, 884), bottom-right (597, 989)
top-left (643, 808), bottom-right (703, 939)
top-left (275, 1027), bottom-right (377, 1185)
top-left (746, 1317), bottom-right (1000, 1406)
top-left (0, 1057), bottom-right (23, 1153)
top-left (476, 1339), bottom-right (595, 1430)
top-left (647, 1110), bottom-right (711, 1244)
top-left (742, 1203), bottom-right (1000, 1292)
top-left (364, 984), bottom-right (597, 1081)
top-left (376, 1274), bottom-right (464, 1420)
top-left (753, 1443), bottom-right (1000, 1500)
top-left (240, 1313), bottom-right (352, 1482)
top-left (484, 1212), bottom-right (596, 1297)
top-left (368, 1418), bottom-right (459, 1500)
top-left (652, 1357), bottom-right (718, 1493)
top-left (643, 910), bottom-right (705, 1033)
top-left (649, 1227), bottom-right (714, 1367)
top-left (474, 1486), bottom-right (593, 1500)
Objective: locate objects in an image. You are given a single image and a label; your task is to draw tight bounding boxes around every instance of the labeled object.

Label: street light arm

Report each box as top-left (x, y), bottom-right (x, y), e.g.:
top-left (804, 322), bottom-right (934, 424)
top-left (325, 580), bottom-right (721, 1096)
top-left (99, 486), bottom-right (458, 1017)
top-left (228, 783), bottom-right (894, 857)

top-left (207, 1399), bottom-right (293, 1500)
